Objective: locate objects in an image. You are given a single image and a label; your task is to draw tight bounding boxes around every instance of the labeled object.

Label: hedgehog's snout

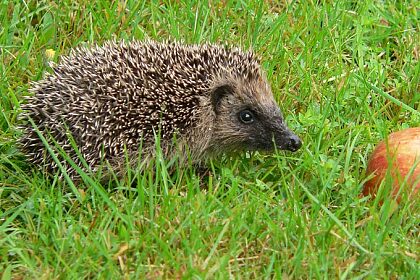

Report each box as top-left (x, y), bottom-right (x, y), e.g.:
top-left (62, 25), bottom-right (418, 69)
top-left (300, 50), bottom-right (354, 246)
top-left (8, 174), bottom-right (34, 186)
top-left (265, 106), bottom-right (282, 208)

top-left (281, 130), bottom-right (302, 152)
top-left (270, 120), bottom-right (302, 152)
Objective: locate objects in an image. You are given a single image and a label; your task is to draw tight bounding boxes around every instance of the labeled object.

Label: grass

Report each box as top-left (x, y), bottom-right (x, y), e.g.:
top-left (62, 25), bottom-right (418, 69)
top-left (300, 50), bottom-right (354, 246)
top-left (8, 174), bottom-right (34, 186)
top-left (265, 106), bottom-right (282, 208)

top-left (1, 0), bottom-right (419, 278)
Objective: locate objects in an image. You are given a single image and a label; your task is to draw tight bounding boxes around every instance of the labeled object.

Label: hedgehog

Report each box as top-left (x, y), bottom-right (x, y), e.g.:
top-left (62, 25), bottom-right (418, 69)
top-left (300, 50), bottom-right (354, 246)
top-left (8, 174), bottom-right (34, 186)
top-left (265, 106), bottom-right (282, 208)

top-left (20, 40), bottom-right (302, 180)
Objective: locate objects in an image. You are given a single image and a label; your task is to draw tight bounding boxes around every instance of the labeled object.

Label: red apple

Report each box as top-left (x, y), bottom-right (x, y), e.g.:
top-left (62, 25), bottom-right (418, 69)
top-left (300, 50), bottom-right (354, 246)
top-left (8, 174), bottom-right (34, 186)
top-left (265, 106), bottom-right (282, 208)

top-left (363, 127), bottom-right (420, 201)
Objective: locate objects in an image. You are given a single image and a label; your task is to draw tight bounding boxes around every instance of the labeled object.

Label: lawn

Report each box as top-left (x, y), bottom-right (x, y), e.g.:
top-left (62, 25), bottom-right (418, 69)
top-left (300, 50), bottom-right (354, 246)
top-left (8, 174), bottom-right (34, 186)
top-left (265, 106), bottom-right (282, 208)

top-left (1, 0), bottom-right (419, 278)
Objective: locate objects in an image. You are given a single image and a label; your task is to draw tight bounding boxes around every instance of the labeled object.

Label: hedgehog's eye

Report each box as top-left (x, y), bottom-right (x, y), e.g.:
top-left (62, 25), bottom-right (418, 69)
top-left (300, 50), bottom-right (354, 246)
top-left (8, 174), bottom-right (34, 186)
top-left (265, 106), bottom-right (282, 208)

top-left (239, 110), bottom-right (255, 124)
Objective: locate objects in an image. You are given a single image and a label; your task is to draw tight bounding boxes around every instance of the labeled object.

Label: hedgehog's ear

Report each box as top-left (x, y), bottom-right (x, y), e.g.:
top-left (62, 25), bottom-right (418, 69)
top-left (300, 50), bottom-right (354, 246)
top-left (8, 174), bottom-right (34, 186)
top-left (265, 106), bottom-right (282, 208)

top-left (211, 84), bottom-right (234, 114)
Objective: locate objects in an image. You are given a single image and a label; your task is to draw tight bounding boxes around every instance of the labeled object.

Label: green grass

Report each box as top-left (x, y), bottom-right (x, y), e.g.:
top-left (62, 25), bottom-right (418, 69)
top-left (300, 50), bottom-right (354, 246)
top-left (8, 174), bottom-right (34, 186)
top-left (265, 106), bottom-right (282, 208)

top-left (1, 0), bottom-right (419, 278)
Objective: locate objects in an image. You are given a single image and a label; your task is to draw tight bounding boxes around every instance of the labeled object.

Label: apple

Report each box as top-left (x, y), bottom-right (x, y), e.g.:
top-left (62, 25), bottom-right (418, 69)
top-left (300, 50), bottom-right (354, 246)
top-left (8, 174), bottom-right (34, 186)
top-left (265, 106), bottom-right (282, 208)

top-left (363, 127), bottom-right (420, 201)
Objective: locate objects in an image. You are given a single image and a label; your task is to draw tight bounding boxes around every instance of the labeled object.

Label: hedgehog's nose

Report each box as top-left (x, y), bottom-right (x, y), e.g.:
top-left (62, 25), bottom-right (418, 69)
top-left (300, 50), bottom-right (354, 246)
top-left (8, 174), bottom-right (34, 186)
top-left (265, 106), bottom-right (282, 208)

top-left (285, 133), bottom-right (302, 152)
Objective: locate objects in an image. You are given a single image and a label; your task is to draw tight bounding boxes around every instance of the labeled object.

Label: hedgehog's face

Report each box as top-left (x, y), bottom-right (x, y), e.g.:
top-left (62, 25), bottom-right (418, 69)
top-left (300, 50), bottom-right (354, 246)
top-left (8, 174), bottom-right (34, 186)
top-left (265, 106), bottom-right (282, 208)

top-left (209, 81), bottom-right (302, 154)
